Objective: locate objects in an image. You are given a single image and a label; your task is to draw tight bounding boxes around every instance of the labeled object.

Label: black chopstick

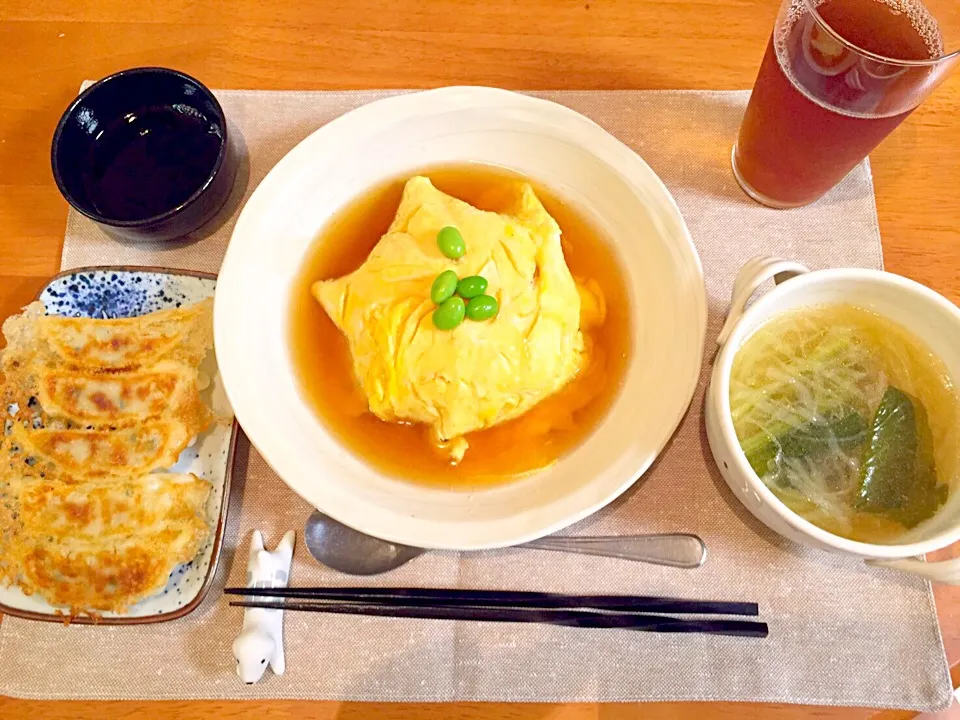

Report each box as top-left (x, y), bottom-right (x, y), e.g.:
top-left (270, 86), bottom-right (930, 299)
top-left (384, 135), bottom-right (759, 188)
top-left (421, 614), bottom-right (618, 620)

top-left (228, 600), bottom-right (768, 638)
top-left (222, 586), bottom-right (758, 617)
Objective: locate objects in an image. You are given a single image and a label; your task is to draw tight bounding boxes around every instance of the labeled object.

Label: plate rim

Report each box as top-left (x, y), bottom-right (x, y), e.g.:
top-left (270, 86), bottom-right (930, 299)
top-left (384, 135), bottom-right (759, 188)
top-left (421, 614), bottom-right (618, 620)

top-left (0, 264), bottom-right (239, 625)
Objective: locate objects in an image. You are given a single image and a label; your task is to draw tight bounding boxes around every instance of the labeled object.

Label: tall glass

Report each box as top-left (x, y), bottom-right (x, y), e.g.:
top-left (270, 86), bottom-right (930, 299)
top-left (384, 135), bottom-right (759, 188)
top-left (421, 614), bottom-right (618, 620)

top-left (733, 0), bottom-right (960, 208)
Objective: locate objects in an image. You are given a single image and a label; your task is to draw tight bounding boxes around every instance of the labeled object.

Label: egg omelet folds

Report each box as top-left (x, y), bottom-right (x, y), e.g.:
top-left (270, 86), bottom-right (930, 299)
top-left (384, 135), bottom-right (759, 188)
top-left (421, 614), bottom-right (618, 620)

top-left (313, 176), bottom-right (587, 461)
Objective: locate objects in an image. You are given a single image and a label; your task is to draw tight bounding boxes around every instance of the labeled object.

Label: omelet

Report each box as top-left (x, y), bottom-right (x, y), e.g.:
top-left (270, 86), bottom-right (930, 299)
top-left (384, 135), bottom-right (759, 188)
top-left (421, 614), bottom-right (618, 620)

top-left (313, 176), bottom-right (588, 461)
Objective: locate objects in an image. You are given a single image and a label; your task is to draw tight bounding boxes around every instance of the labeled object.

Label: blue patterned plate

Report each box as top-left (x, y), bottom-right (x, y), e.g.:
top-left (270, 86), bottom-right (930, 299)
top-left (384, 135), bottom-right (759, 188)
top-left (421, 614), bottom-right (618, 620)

top-left (0, 266), bottom-right (237, 624)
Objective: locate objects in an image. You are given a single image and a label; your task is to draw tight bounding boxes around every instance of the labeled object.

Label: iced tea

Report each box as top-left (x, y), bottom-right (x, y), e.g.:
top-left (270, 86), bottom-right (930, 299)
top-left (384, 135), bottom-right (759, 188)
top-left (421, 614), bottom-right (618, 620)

top-left (733, 0), bottom-right (955, 207)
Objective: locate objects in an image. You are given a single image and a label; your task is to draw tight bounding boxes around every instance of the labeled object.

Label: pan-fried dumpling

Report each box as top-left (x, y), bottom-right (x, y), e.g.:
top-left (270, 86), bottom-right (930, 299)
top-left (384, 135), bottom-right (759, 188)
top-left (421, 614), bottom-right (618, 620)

top-left (1, 298), bottom-right (213, 372)
top-left (1, 469), bottom-right (212, 613)
top-left (13, 512), bottom-right (210, 614)
top-left (19, 473), bottom-right (210, 542)
top-left (7, 420), bottom-right (194, 481)
top-left (0, 297), bottom-right (220, 617)
top-left (35, 360), bottom-right (211, 428)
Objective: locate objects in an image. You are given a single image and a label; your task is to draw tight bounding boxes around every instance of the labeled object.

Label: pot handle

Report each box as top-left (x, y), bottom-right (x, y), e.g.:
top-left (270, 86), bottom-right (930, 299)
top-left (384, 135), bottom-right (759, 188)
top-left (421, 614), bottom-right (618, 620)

top-left (867, 557), bottom-right (960, 585)
top-left (717, 257), bottom-right (811, 347)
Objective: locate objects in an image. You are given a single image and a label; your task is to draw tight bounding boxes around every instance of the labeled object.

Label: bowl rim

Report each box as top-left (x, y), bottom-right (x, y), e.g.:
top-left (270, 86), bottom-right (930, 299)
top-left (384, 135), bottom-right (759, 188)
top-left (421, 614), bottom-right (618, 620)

top-left (50, 66), bottom-right (229, 229)
top-left (712, 266), bottom-right (960, 558)
top-left (214, 85), bottom-right (707, 549)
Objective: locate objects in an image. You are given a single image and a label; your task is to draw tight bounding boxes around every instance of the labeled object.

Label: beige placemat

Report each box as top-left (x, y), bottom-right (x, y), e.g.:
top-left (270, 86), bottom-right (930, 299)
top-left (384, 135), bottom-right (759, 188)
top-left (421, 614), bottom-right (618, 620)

top-left (0, 89), bottom-right (951, 710)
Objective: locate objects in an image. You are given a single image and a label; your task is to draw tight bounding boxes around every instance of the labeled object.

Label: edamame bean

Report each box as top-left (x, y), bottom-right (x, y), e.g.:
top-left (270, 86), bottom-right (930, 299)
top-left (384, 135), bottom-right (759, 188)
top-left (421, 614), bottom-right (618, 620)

top-left (456, 275), bottom-right (488, 299)
top-left (430, 270), bottom-right (459, 304)
top-left (465, 294), bottom-right (499, 321)
top-left (437, 226), bottom-right (466, 259)
top-left (432, 296), bottom-right (466, 330)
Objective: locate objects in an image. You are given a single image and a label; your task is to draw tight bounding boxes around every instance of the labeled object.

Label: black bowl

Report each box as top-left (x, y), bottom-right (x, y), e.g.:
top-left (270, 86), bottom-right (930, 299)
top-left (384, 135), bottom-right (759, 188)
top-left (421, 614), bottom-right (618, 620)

top-left (51, 67), bottom-right (237, 243)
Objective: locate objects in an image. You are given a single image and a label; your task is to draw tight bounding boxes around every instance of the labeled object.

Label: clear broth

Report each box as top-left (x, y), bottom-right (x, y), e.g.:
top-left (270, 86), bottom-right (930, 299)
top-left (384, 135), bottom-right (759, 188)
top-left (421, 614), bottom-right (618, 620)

top-left (730, 303), bottom-right (960, 543)
top-left (289, 165), bottom-right (631, 488)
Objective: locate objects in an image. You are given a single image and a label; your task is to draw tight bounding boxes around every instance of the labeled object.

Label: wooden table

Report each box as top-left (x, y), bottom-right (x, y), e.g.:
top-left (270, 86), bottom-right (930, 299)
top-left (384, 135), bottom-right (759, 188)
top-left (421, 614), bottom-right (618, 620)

top-left (2, 1), bottom-right (960, 718)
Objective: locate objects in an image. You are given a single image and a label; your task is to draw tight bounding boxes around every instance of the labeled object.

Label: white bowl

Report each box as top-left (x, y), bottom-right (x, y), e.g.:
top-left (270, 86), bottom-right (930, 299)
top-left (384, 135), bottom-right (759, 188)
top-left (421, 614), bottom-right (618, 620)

top-left (706, 256), bottom-right (960, 583)
top-left (215, 87), bottom-right (706, 550)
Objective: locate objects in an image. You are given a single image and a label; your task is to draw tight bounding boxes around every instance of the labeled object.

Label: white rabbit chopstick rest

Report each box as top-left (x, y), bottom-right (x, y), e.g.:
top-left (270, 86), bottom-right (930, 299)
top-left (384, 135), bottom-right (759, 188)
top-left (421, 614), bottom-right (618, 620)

top-left (233, 529), bottom-right (295, 684)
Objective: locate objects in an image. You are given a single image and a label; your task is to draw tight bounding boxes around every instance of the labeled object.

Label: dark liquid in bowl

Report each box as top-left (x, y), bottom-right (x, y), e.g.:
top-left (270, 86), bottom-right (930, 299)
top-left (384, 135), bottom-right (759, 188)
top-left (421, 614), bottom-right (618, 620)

top-left (83, 105), bottom-right (222, 221)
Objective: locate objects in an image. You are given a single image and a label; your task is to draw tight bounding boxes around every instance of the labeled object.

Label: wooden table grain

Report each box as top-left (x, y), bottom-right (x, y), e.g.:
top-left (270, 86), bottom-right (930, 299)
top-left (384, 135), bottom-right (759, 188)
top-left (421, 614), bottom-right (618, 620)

top-left (2, 1), bottom-right (959, 718)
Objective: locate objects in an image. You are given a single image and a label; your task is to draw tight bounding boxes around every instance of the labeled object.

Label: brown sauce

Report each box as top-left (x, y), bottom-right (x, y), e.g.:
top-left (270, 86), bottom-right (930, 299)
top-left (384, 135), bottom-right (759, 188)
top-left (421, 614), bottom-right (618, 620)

top-left (289, 165), bottom-right (631, 488)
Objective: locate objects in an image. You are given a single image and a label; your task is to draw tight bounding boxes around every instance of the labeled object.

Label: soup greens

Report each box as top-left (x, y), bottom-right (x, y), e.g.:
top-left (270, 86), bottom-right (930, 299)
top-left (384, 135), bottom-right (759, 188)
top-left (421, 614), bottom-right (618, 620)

top-left (730, 304), bottom-right (960, 544)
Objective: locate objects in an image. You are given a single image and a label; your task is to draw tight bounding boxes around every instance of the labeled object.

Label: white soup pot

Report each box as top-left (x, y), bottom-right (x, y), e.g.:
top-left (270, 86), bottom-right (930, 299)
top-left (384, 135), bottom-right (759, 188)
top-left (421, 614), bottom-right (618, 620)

top-left (706, 256), bottom-right (960, 584)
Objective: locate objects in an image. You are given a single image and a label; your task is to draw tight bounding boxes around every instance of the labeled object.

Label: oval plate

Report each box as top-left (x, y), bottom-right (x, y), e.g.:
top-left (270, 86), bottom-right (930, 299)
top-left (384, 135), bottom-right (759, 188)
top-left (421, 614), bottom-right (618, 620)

top-left (215, 87), bottom-right (706, 550)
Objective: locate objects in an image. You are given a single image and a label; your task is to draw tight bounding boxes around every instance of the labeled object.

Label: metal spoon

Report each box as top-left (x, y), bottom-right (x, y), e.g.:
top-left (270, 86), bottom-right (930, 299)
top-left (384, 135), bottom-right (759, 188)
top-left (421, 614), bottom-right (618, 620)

top-left (304, 510), bottom-right (706, 575)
